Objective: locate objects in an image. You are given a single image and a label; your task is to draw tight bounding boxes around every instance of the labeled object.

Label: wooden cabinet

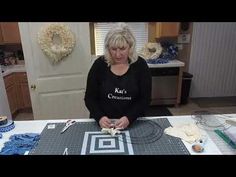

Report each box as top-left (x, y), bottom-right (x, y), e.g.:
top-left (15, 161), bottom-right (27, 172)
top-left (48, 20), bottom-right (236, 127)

top-left (6, 84), bottom-right (18, 114)
top-left (21, 83), bottom-right (31, 108)
top-left (18, 72), bottom-right (32, 108)
top-left (155, 22), bottom-right (180, 38)
top-left (4, 73), bottom-right (18, 114)
top-left (3, 72), bottom-right (31, 115)
top-left (0, 22), bottom-right (21, 44)
top-left (0, 27), bottom-right (3, 42)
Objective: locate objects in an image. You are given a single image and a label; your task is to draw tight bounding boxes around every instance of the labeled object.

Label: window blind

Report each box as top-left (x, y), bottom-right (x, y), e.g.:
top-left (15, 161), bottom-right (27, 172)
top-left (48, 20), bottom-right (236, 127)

top-left (94, 22), bottom-right (148, 56)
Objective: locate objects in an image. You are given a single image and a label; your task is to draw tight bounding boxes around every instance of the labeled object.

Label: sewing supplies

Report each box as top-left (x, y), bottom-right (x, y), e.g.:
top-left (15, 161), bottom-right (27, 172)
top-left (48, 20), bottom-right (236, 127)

top-left (214, 129), bottom-right (236, 149)
top-left (0, 116), bottom-right (8, 126)
top-left (101, 127), bottom-right (123, 136)
top-left (63, 147), bottom-right (68, 155)
top-left (225, 118), bottom-right (236, 127)
top-left (60, 120), bottom-right (76, 134)
top-left (0, 133), bottom-right (40, 155)
top-left (0, 120), bottom-right (15, 133)
top-left (102, 120), bottom-right (164, 144)
top-left (47, 124), bottom-right (56, 129)
top-left (192, 136), bottom-right (208, 153)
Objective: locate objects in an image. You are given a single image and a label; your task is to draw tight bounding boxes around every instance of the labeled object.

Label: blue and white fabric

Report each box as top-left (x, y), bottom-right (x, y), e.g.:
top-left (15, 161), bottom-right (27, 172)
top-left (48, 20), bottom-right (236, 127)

top-left (146, 41), bottom-right (178, 64)
top-left (0, 133), bottom-right (40, 155)
top-left (0, 120), bottom-right (15, 133)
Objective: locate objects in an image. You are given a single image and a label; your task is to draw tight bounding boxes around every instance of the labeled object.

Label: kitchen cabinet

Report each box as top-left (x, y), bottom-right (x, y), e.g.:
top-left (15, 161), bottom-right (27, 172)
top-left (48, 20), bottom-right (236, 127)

top-left (6, 84), bottom-right (18, 114)
top-left (0, 27), bottom-right (3, 42)
top-left (155, 22), bottom-right (180, 38)
top-left (3, 73), bottom-right (18, 114)
top-left (3, 72), bottom-right (31, 115)
top-left (0, 22), bottom-right (21, 44)
top-left (18, 72), bottom-right (32, 108)
top-left (148, 59), bottom-right (185, 107)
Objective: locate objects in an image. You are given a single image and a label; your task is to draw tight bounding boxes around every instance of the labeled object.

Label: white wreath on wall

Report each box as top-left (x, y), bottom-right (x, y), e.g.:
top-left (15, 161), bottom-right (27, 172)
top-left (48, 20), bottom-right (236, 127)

top-left (37, 23), bottom-right (76, 64)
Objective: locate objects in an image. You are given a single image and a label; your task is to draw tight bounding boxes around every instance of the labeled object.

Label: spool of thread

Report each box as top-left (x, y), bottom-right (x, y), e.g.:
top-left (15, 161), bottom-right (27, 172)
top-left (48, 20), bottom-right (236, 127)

top-left (0, 120), bottom-right (15, 132)
top-left (0, 116), bottom-right (8, 126)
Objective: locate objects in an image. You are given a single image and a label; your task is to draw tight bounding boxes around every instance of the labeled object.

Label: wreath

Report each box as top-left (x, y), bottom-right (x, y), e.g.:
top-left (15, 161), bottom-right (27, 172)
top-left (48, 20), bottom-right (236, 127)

top-left (138, 42), bottom-right (162, 60)
top-left (38, 23), bottom-right (76, 64)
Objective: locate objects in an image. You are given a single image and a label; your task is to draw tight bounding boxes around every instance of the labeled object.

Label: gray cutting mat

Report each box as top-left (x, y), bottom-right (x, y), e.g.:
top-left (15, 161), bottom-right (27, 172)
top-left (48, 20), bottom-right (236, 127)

top-left (30, 118), bottom-right (190, 155)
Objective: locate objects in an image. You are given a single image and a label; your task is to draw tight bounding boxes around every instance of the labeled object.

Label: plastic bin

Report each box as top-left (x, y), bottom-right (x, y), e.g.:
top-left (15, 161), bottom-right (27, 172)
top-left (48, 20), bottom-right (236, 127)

top-left (181, 72), bottom-right (193, 104)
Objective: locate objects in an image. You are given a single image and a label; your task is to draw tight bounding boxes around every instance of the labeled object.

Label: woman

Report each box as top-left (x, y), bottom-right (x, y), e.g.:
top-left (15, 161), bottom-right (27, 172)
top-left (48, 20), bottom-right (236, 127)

top-left (84, 23), bottom-right (151, 129)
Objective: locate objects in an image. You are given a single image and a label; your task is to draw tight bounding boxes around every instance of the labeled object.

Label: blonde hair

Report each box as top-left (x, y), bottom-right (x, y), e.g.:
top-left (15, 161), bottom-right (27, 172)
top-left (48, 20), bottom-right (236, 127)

top-left (104, 23), bottom-right (138, 66)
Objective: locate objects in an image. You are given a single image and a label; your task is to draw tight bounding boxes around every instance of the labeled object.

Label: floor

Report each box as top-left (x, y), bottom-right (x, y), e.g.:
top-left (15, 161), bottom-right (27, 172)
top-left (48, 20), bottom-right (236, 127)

top-left (14, 98), bottom-right (236, 121)
top-left (168, 98), bottom-right (236, 116)
top-left (14, 112), bottom-right (34, 121)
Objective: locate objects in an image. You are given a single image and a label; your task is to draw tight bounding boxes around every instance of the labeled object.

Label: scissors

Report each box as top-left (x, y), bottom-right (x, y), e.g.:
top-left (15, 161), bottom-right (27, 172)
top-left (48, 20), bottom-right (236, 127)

top-left (60, 120), bottom-right (76, 134)
top-left (63, 148), bottom-right (68, 155)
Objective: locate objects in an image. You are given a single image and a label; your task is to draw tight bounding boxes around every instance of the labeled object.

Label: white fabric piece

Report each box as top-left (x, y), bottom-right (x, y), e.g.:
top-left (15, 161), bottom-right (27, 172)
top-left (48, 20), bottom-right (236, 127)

top-left (226, 118), bottom-right (236, 126)
top-left (101, 128), bottom-right (121, 136)
top-left (164, 123), bottom-right (202, 143)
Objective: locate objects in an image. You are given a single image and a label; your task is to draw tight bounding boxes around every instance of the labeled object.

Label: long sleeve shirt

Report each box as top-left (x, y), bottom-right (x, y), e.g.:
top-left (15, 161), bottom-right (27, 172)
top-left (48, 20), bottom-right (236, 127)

top-left (84, 56), bottom-right (151, 125)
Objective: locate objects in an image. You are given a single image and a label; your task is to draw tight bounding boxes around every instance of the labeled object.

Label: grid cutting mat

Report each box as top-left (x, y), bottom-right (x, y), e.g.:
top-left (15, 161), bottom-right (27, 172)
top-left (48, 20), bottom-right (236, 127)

top-left (30, 118), bottom-right (189, 155)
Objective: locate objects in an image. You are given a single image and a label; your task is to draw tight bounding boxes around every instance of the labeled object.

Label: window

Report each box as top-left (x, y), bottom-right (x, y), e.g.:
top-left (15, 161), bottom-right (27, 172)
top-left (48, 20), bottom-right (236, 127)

top-left (94, 22), bottom-right (148, 56)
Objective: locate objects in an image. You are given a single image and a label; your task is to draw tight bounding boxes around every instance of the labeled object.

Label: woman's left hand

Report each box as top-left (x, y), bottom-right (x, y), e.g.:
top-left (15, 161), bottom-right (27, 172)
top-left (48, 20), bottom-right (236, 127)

top-left (115, 116), bottom-right (129, 129)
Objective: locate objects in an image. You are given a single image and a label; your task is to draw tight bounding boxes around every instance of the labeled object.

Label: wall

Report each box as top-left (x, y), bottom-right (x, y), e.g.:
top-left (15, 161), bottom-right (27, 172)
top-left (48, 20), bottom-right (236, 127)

top-left (189, 22), bottom-right (236, 97)
top-left (177, 23), bottom-right (193, 72)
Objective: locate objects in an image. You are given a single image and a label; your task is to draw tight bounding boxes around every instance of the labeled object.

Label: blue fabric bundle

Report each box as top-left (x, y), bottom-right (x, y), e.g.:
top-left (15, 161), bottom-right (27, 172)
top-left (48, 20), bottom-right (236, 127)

top-left (159, 41), bottom-right (178, 60)
top-left (146, 58), bottom-right (169, 64)
top-left (0, 133), bottom-right (40, 155)
top-left (146, 41), bottom-right (178, 64)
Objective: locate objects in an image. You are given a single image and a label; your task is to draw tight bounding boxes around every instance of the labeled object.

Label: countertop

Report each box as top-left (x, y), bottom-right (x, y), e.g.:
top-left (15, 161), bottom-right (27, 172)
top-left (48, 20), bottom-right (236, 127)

top-left (1, 65), bottom-right (26, 77)
top-left (147, 59), bottom-right (185, 68)
top-left (1, 60), bottom-right (185, 76)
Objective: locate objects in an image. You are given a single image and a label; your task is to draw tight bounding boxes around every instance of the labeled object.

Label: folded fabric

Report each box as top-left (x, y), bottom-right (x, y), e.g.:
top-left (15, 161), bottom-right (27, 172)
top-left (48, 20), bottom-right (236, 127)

top-left (146, 58), bottom-right (169, 64)
top-left (226, 118), bottom-right (236, 127)
top-left (160, 41), bottom-right (178, 59)
top-left (101, 128), bottom-right (121, 137)
top-left (164, 123), bottom-right (202, 143)
top-left (0, 133), bottom-right (40, 155)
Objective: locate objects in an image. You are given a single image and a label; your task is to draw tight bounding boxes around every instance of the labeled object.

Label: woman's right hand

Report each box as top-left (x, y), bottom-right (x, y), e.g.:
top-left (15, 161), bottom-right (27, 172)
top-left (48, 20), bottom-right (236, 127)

top-left (99, 116), bottom-right (112, 128)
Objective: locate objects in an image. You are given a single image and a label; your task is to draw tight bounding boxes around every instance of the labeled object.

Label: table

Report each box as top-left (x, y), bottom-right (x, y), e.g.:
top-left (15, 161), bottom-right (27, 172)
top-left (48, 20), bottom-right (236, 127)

top-left (1, 114), bottom-right (236, 155)
top-left (148, 59), bottom-right (185, 107)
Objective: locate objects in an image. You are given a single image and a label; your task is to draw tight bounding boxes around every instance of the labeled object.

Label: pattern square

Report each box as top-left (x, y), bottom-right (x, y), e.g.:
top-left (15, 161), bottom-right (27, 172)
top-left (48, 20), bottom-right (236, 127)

top-left (81, 131), bottom-right (134, 155)
top-left (99, 139), bottom-right (115, 148)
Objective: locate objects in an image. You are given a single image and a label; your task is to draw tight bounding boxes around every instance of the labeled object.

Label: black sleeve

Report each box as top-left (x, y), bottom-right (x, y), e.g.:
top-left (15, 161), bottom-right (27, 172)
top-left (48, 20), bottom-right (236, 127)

top-left (125, 58), bottom-right (152, 124)
top-left (84, 58), bottom-right (106, 122)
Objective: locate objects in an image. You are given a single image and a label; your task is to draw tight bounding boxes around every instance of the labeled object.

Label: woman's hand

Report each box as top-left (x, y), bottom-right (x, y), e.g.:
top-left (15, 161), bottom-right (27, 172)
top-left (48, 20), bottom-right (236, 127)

top-left (99, 116), bottom-right (112, 128)
top-left (115, 116), bottom-right (129, 129)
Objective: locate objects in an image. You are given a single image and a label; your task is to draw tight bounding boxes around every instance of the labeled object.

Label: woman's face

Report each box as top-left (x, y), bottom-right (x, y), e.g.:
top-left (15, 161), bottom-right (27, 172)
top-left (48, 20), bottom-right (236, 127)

top-left (109, 46), bottom-right (130, 64)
